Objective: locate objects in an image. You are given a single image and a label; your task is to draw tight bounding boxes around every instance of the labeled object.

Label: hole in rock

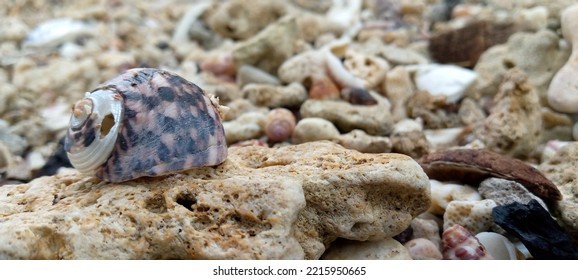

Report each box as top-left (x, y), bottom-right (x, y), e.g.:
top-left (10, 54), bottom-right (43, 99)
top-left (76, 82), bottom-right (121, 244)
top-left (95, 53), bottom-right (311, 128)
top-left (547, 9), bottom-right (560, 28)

top-left (100, 113), bottom-right (115, 137)
top-left (176, 194), bottom-right (197, 212)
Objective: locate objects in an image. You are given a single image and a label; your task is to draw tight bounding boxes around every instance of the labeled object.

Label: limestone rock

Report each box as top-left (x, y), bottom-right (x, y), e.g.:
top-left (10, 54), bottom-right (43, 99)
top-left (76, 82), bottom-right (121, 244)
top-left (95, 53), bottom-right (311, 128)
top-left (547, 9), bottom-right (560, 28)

top-left (223, 111), bottom-right (266, 144)
top-left (479, 178), bottom-right (548, 210)
top-left (0, 141), bottom-right (430, 260)
top-left (539, 142), bottom-right (578, 237)
top-left (474, 30), bottom-right (570, 103)
top-left (300, 98), bottom-right (393, 136)
top-left (322, 238), bottom-right (412, 260)
top-left (428, 180), bottom-right (481, 216)
top-left (383, 66), bottom-right (415, 122)
top-left (292, 118), bottom-right (340, 144)
top-left (474, 68), bottom-right (542, 157)
top-left (443, 199), bottom-right (497, 235)
top-left (243, 82), bottom-right (307, 108)
top-left (207, 0), bottom-right (287, 40)
top-left (231, 15), bottom-right (298, 74)
top-left (335, 129), bottom-right (392, 153)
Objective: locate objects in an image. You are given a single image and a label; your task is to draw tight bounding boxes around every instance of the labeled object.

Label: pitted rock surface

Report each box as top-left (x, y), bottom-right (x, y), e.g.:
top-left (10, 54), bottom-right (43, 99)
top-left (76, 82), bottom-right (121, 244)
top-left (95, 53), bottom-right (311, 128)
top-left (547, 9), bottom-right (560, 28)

top-left (0, 141), bottom-right (430, 259)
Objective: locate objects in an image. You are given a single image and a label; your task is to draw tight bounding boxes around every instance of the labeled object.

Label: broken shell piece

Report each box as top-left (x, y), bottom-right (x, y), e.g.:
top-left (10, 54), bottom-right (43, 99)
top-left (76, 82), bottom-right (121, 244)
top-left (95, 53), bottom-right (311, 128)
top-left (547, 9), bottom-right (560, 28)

top-left (414, 64), bottom-right (477, 103)
top-left (475, 232), bottom-right (519, 260)
top-left (419, 148), bottom-right (562, 203)
top-left (309, 77), bottom-right (341, 100)
top-left (442, 224), bottom-right (494, 260)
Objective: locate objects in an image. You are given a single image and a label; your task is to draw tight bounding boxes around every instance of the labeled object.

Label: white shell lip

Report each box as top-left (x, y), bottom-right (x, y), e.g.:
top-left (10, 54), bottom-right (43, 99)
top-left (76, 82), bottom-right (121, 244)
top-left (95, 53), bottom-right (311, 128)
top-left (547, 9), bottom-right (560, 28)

top-left (67, 89), bottom-right (123, 174)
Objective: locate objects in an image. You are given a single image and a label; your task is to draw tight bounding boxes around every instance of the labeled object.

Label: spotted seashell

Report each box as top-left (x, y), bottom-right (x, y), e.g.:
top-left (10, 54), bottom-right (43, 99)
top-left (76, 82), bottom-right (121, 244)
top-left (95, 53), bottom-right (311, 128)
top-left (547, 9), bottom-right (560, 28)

top-left (442, 224), bottom-right (494, 260)
top-left (64, 68), bottom-right (228, 182)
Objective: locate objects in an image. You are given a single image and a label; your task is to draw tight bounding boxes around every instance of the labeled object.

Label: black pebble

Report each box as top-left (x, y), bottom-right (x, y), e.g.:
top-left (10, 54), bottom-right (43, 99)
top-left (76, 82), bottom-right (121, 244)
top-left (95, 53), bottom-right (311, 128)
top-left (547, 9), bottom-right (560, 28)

top-left (393, 225), bottom-right (413, 244)
top-left (492, 199), bottom-right (578, 260)
top-left (35, 137), bottom-right (73, 178)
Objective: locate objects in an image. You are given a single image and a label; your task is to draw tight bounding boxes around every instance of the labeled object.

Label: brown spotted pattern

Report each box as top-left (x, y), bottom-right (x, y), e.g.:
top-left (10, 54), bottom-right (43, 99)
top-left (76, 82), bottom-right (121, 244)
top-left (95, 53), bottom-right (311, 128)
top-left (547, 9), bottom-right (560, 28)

top-left (67, 68), bottom-right (227, 182)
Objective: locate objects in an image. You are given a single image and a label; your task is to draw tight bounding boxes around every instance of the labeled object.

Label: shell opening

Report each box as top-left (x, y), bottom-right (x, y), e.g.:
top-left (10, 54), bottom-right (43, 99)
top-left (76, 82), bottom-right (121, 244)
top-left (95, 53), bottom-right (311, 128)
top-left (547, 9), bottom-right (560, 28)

top-left (67, 89), bottom-right (123, 174)
top-left (100, 113), bottom-right (115, 137)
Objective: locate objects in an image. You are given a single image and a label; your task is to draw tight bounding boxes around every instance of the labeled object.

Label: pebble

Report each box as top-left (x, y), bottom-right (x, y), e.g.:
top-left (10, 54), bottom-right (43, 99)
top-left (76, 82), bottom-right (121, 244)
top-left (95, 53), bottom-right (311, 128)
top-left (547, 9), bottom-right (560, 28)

top-left (479, 177), bottom-right (548, 210)
top-left (300, 98), bottom-right (393, 136)
top-left (443, 199), bottom-right (497, 235)
top-left (243, 82), bottom-right (307, 108)
top-left (410, 218), bottom-right (441, 249)
top-left (292, 118), bottom-right (340, 144)
top-left (414, 64), bottom-right (477, 103)
top-left (547, 4), bottom-right (578, 113)
top-left (428, 180), bottom-right (481, 216)
top-left (404, 238), bottom-right (442, 260)
top-left (0, 120), bottom-right (28, 156)
top-left (223, 111), bottom-right (267, 145)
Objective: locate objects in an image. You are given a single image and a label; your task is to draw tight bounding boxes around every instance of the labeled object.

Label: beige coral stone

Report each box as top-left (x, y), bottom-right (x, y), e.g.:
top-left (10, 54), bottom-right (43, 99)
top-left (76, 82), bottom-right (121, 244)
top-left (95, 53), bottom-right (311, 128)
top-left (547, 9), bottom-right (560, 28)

top-left (443, 199), bottom-right (497, 235)
top-left (322, 238), bottom-right (412, 260)
top-left (428, 180), bottom-right (481, 215)
top-left (207, 0), bottom-right (287, 40)
top-left (292, 118), bottom-right (341, 144)
top-left (474, 30), bottom-right (570, 103)
top-left (474, 68), bottom-right (542, 157)
top-left (300, 98), bottom-right (393, 136)
top-left (539, 142), bottom-right (578, 237)
top-left (231, 15), bottom-right (298, 74)
top-left (243, 82), bottom-right (307, 108)
top-left (0, 141), bottom-right (430, 260)
top-left (222, 111), bottom-right (267, 144)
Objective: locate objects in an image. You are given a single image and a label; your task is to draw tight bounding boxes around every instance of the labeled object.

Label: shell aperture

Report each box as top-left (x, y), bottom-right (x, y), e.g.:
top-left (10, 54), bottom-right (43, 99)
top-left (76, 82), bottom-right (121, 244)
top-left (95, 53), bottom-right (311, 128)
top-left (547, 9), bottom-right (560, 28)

top-left (64, 68), bottom-right (228, 182)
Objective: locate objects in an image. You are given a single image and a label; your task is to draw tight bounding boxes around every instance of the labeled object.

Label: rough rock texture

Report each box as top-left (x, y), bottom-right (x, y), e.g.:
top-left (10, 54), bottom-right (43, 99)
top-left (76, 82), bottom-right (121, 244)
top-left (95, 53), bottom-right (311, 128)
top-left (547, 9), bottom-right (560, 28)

top-left (539, 142), bottom-right (578, 236)
top-left (474, 68), bottom-right (542, 157)
top-left (474, 30), bottom-right (570, 103)
top-left (443, 199), bottom-right (497, 235)
top-left (207, 0), bottom-right (287, 40)
top-left (428, 180), bottom-right (481, 216)
top-left (493, 200), bottom-right (578, 260)
top-left (0, 141), bottom-right (430, 260)
top-left (243, 82), bottom-right (307, 108)
top-left (300, 99), bottom-right (393, 135)
top-left (321, 238), bottom-right (412, 260)
top-left (479, 178), bottom-right (548, 210)
top-left (231, 15), bottom-right (298, 74)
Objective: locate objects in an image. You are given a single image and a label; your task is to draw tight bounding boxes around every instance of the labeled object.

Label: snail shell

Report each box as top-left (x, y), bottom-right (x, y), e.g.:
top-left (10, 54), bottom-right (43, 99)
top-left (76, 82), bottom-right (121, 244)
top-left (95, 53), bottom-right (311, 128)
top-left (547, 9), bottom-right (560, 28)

top-left (64, 68), bottom-right (228, 182)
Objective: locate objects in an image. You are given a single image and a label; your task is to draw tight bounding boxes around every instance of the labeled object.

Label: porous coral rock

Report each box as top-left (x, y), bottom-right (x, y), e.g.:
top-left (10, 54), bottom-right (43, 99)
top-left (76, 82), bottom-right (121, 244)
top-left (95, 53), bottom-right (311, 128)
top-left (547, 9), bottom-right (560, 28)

top-left (479, 178), bottom-right (548, 210)
top-left (443, 199), bottom-right (497, 235)
top-left (335, 129), bottom-right (392, 153)
top-left (231, 15), bottom-right (298, 74)
top-left (474, 68), bottom-right (542, 157)
top-left (322, 238), bottom-right (412, 260)
top-left (383, 66), bottom-right (415, 122)
top-left (342, 49), bottom-right (390, 89)
top-left (0, 141), bottom-right (431, 260)
top-left (300, 97), bottom-right (393, 136)
top-left (539, 142), bottom-right (578, 237)
top-left (207, 0), bottom-right (287, 40)
top-left (243, 82), bottom-right (307, 108)
top-left (474, 29), bottom-right (570, 103)
top-left (428, 180), bottom-right (481, 216)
